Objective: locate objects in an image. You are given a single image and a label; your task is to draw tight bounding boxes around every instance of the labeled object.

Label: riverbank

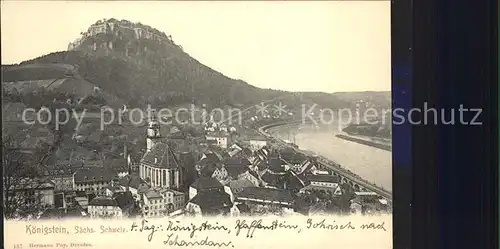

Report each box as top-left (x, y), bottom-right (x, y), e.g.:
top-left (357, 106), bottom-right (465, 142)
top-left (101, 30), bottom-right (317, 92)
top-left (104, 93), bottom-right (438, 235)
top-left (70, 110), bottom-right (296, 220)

top-left (261, 122), bottom-right (392, 195)
top-left (336, 133), bottom-right (392, 152)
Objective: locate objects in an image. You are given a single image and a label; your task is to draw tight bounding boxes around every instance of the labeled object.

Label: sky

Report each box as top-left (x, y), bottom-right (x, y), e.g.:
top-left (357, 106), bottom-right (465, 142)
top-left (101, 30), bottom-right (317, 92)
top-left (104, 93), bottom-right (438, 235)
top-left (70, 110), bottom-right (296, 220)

top-left (1, 1), bottom-right (391, 93)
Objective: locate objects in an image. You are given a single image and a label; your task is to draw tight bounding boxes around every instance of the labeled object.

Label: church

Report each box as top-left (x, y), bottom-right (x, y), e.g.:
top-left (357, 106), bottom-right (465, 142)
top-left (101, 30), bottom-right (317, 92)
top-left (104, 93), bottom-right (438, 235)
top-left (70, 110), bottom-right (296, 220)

top-left (139, 113), bottom-right (183, 190)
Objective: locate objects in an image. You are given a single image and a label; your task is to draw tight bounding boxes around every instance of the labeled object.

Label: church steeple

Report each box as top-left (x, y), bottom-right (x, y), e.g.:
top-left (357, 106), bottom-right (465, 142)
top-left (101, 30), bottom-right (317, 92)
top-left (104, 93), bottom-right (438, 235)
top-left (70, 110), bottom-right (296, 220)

top-left (146, 110), bottom-right (161, 152)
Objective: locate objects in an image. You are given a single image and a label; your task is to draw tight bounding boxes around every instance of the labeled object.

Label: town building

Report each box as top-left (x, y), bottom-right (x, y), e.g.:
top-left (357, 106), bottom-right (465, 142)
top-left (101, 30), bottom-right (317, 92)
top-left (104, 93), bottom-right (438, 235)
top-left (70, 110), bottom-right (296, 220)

top-left (104, 158), bottom-right (130, 178)
top-left (224, 157), bottom-right (252, 180)
top-left (238, 171), bottom-right (261, 188)
top-left (73, 168), bottom-right (115, 196)
top-left (205, 131), bottom-right (230, 149)
top-left (219, 124), bottom-right (228, 133)
top-left (104, 179), bottom-right (125, 197)
top-left (74, 191), bottom-right (89, 209)
top-left (49, 174), bottom-right (74, 193)
top-left (293, 158), bottom-right (317, 174)
top-left (87, 192), bottom-right (134, 219)
top-left (196, 152), bottom-right (223, 173)
top-left (248, 135), bottom-right (268, 151)
top-left (39, 205), bottom-right (87, 220)
top-left (141, 187), bottom-right (185, 217)
top-left (228, 178), bottom-right (257, 198)
top-left (300, 175), bottom-right (343, 196)
top-left (140, 115), bottom-right (184, 190)
top-left (228, 143), bottom-right (254, 161)
top-left (178, 151), bottom-right (197, 191)
top-left (234, 187), bottom-right (295, 214)
top-left (146, 114), bottom-right (162, 153)
top-left (260, 156), bottom-right (289, 189)
top-left (350, 192), bottom-right (389, 214)
top-left (251, 147), bottom-right (270, 173)
top-left (189, 177), bottom-right (227, 199)
top-left (228, 143), bottom-right (244, 158)
top-left (185, 189), bottom-right (233, 217)
top-left (118, 174), bottom-right (150, 201)
top-left (279, 147), bottom-right (307, 169)
top-left (139, 143), bottom-right (183, 189)
top-left (8, 178), bottom-right (56, 208)
top-left (44, 157), bottom-right (130, 203)
top-left (204, 122), bottom-right (217, 132)
top-left (202, 164), bottom-right (228, 184)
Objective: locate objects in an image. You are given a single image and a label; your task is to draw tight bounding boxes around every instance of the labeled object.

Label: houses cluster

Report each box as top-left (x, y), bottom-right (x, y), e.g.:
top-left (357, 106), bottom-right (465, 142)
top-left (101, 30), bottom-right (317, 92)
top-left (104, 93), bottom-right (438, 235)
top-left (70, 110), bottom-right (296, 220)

top-left (202, 121), bottom-right (239, 149)
top-left (6, 109), bottom-right (389, 220)
top-left (180, 132), bottom-right (387, 216)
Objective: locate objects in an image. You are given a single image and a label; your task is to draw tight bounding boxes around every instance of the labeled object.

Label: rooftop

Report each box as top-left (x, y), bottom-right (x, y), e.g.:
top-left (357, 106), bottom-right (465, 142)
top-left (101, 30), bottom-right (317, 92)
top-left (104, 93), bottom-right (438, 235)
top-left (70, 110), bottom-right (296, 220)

top-left (200, 163), bottom-right (218, 177)
top-left (88, 196), bottom-right (118, 207)
top-left (205, 131), bottom-right (230, 138)
top-left (119, 174), bottom-right (149, 190)
top-left (253, 157), bottom-right (268, 171)
top-left (268, 157), bottom-right (286, 173)
top-left (199, 152), bottom-right (221, 164)
top-left (9, 178), bottom-right (55, 191)
top-left (141, 143), bottom-right (180, 169)
top-left (113, 192), bottom-right (134, 209)
top-left (235, 187), bottom-right (295, 204)
top-left (261, 170), bottom-right (288, 187)
top-left (224, 157), bottom-right (251, 177)
top-left (225, 165), bottom-right (250, 179)
top-left (225, 157), bottom-right (251, 167)
top-left (74, 168), bottom-right (115, 183)
top-left (307, 174), bottom-right (341, 183)
top-left (189, 190), bottom-right (232, 212)
top-left (247, 134), bottom-right (268, 141)
top-left (144, 189), bottom-right (162, 199)
top-left (153, 187), bottom-right (184, 196)
top-left (207, 147), bottom-right (230, 161)
top-left (190, 177), bottom-right (223, 190)
top-left (144, 187), bottom-right (185, 199)
top-left (229, 178), bottom-right (256, 194)
top-left (39, 207), bottom-right (86, 219)
top-left (279, 149), bottom-right (307, 164)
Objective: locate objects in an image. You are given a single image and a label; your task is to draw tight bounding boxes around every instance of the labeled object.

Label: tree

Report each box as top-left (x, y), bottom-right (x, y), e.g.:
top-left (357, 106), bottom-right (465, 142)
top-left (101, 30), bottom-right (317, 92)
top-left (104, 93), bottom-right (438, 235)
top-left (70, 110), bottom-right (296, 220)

top-left (2, 130), bottom-right (49, 219)
top-left (3, 100), bottom-right (73, 219)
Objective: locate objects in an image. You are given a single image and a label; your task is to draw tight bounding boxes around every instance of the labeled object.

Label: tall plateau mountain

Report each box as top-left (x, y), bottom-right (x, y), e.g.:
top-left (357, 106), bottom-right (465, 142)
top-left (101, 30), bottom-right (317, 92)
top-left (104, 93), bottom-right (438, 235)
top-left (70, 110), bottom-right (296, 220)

top-left (2, 18), bottom-right (386, 111)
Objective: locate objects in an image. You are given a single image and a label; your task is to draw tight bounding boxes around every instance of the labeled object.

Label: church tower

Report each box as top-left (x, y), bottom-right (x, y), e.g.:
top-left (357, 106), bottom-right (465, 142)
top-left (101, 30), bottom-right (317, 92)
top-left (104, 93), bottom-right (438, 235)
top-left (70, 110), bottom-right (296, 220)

top-left (146, 110), bottom-right (161, 152)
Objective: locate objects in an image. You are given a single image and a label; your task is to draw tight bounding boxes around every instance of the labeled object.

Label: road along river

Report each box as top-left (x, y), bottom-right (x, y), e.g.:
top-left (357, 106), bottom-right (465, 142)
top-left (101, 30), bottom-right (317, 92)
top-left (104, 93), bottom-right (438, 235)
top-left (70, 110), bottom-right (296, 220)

top-left (267, 123), bottom-right (392, 192)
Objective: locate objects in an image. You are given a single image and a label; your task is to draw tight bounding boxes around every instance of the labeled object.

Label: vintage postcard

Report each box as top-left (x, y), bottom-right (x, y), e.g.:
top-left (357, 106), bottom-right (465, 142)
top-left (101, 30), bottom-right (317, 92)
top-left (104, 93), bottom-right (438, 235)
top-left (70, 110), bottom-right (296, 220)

top-left (2, 1), bottom-right (392, 249)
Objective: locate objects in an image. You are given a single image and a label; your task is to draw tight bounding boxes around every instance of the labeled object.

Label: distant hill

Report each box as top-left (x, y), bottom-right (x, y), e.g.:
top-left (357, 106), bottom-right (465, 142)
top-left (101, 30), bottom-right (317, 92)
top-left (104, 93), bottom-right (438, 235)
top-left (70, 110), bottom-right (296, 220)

top-left (331, 91), bottom-right (390, 106)
top-left (1, 18), bottom-right (386, 112)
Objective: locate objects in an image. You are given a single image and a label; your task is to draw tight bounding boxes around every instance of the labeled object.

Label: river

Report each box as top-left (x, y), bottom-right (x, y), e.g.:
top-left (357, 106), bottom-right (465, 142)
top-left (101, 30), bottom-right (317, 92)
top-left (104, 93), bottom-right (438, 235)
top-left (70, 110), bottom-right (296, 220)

top-left (267, 123), bottom-right (392, 192)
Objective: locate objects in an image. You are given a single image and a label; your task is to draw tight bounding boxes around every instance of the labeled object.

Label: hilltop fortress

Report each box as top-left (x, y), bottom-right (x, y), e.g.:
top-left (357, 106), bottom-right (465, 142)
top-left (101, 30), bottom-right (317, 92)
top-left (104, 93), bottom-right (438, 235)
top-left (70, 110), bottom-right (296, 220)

top-left (68, 18), bottom-right (182, 56)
